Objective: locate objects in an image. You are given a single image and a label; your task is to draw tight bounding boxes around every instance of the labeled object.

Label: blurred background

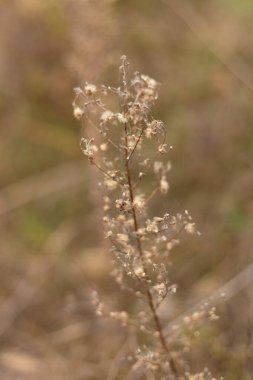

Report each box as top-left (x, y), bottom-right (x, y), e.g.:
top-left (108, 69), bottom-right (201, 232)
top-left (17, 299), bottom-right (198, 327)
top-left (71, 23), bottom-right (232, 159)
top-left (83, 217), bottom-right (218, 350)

top-left (0, 0), bottom-right (253, 379)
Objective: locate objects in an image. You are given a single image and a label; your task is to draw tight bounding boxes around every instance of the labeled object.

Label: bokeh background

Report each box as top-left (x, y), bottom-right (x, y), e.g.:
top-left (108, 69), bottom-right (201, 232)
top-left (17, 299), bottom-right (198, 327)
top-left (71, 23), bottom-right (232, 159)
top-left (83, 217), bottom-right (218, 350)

top-left (0, 0), bottom-right (253, 379)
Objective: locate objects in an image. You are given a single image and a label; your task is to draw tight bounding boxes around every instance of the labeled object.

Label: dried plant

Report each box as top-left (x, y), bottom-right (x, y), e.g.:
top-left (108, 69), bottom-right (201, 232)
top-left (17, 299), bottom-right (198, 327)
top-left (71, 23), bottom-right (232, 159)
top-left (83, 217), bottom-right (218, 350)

top-left (73, 56), bottom-right (220, 380)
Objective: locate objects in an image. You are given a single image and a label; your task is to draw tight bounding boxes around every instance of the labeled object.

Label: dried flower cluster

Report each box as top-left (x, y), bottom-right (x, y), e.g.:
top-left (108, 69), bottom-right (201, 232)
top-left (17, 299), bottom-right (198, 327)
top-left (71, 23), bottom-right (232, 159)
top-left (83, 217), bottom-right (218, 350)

top-left (73, 56), bottom-right (219, 380)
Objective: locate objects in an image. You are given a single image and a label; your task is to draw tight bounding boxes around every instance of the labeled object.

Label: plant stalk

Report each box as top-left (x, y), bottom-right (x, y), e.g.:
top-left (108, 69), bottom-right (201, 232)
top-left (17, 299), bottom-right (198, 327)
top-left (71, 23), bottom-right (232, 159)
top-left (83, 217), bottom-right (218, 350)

top-left (124, 122), bottom-right (179, 377)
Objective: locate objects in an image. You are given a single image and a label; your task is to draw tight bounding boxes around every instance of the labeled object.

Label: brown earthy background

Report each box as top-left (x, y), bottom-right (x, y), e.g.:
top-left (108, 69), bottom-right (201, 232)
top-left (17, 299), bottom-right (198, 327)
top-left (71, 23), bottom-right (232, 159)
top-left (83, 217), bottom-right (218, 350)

top-left (0, 0), bottom-right (252, 379)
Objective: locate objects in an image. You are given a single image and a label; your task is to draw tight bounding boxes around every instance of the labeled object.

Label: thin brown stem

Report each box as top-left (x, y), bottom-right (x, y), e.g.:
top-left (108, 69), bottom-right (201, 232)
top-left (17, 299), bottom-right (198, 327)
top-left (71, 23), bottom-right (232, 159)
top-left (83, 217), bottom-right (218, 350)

top-left (123, 122), bottom-right (179, 378)
top-left (127, 125), bottom-right (145, 163)
top-left (90, 160), bottom-right (124, 187)
top-left (83, 113), bottom-right (123, 153)
top-left (146, 289), bottom-right (179, 376)
top-left (124, 123), bottom-right (147, 270)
